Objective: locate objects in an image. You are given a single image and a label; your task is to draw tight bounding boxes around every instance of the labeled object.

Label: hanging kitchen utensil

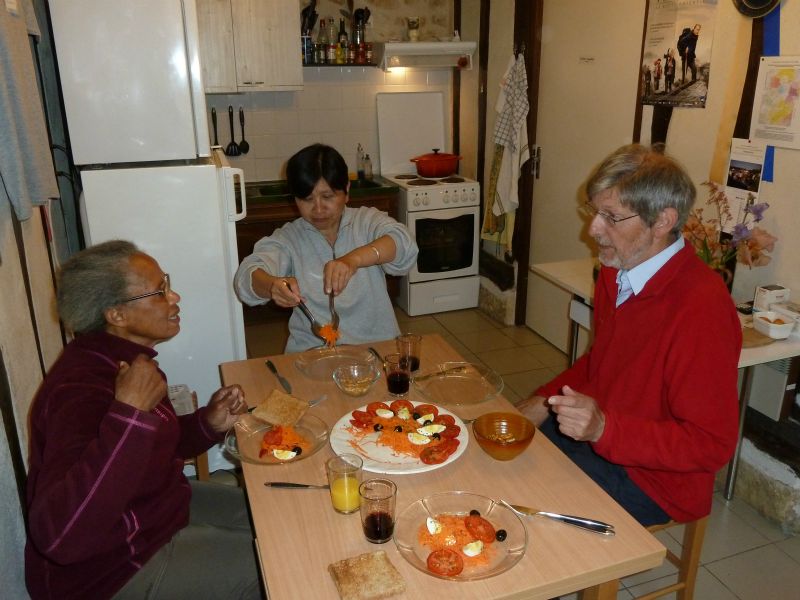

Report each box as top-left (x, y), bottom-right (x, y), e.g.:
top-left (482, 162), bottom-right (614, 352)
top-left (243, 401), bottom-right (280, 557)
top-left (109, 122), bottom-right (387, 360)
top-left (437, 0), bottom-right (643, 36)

top-left (411, 149), bottom-right (461, 177)
top-left (238, 107), bottom-right (250, 154)
top-left (211, 107), bottom-right (219, 146)
top-left (225, 105), bottom-right (240, 156)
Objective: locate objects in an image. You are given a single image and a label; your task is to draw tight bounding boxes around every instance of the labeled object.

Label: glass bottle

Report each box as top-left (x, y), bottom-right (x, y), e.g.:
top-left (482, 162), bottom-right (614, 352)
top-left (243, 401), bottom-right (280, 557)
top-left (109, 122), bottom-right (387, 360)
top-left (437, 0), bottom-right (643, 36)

top-left (316, 19), bottom-right (329, 64)
top-left (363, 154), bottom-right (373, 180)
top-left (338, 18), bottom-right (348, 45)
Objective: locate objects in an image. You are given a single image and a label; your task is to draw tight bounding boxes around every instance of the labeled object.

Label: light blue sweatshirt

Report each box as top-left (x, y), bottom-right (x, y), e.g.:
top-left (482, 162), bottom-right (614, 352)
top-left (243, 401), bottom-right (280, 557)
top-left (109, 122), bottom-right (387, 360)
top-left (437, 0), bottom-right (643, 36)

top-left (234, 206), bottom-right (418, 352)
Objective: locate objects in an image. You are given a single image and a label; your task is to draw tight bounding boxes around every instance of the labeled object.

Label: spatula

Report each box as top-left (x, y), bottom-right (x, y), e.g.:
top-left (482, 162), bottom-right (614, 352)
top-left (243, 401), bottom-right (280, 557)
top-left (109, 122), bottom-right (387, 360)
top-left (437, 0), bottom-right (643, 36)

top-left (225, 105), bottom-right (240, 156)
top-left (238, 107), bottom-right (249, 154)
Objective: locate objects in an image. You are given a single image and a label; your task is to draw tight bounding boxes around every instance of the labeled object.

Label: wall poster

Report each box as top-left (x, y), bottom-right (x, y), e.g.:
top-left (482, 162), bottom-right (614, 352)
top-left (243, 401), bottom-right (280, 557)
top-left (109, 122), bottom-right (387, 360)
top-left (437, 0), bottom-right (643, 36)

top-left (750, 56), bottom-right (800, 151)
top-left (640, 0), bottom-right (718, 108)
top-left (723, 138), bottom-right (767, 234)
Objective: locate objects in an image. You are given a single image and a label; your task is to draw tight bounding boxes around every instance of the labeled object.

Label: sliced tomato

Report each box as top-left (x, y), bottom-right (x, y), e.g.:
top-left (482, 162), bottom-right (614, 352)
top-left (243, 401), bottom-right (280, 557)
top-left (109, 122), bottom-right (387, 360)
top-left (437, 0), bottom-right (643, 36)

top-left (439, 424), bottom-right (461, 439)
top-left (349, 418), bottom-right (373, 430)
top-left (438, 438), bottom-right (460, 455)
top-left (351, 409), bottom-right (373, 423)
top-left (389, 399), bottom-right (414, 414)
top-left (464, 514), bottom-right (496, 544)
top-left (413, 403), bottom-right (439, 420)
top-left (433, 414), bottom-right (456, 426)
top-left (366, 401), bottom-right (391, 416)
top-left (420, 444), bottom-right (452, 465)
top-left (427, 548), bottom-right (464, 577)
top-left (261, 427), bottom-right (283, 446)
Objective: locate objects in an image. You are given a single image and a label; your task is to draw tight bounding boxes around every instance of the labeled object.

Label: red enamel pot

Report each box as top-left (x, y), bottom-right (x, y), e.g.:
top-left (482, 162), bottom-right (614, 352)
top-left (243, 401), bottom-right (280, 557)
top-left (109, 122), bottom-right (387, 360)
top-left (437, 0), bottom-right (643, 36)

top-left (411, 149), bottom-right (461, 177)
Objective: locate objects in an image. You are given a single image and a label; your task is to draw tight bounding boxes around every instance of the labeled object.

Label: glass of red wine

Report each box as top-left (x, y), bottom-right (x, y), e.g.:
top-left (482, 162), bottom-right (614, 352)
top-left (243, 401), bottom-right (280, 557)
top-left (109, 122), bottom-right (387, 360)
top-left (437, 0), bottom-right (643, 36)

top-left (395, 333), bottom-right (422, 373)
top-left (359, 478), bottom-right (397, 544)
top-left (383, 352), bottom-right (411, 396)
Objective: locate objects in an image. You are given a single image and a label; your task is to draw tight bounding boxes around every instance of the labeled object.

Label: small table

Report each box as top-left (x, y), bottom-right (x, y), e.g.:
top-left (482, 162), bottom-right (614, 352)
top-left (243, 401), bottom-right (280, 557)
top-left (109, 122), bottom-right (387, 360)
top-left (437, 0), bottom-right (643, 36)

top-left (220, 335), bottom-right (664, 599)
top-left (530, 258), bottom-right (800, 501)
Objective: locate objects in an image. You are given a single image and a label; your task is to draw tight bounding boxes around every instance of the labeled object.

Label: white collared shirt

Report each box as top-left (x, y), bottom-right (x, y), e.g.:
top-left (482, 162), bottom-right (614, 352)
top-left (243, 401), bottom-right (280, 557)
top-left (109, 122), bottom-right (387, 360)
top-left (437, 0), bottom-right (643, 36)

top-left (616, 236), bottom-right (685, 306)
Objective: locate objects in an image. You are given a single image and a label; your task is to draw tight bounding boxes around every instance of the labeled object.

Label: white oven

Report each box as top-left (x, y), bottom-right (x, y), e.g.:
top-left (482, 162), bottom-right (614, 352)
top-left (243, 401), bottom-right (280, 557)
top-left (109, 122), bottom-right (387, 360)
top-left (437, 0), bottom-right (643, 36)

top-left (377, 91), bottom-right (481, 315)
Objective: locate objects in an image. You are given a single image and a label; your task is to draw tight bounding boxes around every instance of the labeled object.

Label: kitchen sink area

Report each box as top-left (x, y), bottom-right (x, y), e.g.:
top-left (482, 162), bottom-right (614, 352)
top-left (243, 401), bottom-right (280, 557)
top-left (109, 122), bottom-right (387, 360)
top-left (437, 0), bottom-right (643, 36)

top-left (245, 175), bottom-right (394, 205)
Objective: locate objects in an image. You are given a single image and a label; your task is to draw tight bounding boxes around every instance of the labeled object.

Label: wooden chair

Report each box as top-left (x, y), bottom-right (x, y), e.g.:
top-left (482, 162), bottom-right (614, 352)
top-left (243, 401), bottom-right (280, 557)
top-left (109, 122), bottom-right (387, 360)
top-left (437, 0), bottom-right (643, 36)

top-left (169, 385), bottom-right (210, 481)
top-left (633, 516), bottom-right (708, 600)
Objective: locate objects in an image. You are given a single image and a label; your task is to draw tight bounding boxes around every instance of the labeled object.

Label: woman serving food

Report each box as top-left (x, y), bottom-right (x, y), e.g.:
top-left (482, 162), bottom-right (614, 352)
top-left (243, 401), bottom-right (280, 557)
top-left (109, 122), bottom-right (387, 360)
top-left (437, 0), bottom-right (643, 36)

top-left (234, 144), bottom-right (418, 352)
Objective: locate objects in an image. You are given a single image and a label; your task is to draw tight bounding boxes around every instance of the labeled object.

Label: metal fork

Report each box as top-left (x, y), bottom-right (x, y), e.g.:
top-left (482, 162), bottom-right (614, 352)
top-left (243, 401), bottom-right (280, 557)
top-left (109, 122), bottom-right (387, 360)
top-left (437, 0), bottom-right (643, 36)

top-left (329, 292), bottom-right (340, 333)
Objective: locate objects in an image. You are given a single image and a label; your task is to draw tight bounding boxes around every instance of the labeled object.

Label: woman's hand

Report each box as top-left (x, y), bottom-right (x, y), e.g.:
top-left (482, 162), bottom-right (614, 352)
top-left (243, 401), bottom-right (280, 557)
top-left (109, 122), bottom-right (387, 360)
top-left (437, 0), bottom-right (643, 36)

top-left (115, 355), bottom-right (166, 412)
top-left (323, 256), bottom-right (359, 295)
top-left (205, 385), bottom-right (247, 433)
top-left (270, 277), bottom-right (304, 308)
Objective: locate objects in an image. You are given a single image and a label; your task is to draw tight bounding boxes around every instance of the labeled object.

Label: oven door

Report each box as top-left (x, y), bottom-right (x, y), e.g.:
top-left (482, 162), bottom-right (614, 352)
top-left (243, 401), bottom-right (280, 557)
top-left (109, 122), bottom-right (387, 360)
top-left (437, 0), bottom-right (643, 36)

top-left (406, 205), bottom-right (479, 283)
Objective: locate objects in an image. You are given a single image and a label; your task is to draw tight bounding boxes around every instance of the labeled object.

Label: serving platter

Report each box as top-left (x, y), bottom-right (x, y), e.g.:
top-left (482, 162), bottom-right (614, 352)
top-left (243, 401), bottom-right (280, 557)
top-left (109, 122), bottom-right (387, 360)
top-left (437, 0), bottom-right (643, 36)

top-left (413, 362), bottom-right (504, 407)
top-left (224, 413), bottom-right (328, 465)
top-left (329, 402), bottom-right (468, 474)
top-left (393, 491), bottom-right (528, 581)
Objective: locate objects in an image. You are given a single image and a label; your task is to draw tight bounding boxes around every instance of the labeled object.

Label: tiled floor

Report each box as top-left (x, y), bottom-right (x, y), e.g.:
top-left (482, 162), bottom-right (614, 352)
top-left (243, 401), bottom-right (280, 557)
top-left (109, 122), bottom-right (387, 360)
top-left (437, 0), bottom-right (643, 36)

top-left (244, 307), bottom-right (800, 599)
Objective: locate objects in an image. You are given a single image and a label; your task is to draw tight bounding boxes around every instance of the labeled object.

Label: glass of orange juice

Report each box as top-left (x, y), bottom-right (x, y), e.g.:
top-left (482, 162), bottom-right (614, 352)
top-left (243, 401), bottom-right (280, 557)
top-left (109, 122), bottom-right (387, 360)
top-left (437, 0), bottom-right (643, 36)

top-left (326, 454), bottom-right (363, 514)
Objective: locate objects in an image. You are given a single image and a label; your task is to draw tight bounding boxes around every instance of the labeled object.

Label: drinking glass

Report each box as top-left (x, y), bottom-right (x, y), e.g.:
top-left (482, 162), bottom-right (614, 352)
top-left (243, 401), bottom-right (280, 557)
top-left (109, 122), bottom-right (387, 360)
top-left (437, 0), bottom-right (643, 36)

top-left (325, 454), bottom-right (363, 514)
top-left (359, 478), bottom-right (397, 543)
top-left (383, 352), bottom-right (410, 396)
top-left (395, 333), bottom-right (422, 372)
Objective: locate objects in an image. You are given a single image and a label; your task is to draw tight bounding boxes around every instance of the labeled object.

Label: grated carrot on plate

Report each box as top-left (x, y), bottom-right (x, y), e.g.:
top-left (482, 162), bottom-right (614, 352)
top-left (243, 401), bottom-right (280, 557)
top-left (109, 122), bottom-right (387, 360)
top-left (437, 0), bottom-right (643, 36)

top-left (347, 412), bottom-right (453, 459)
top-left (417, 514), bottom-right (495, 567)
top-left (259, 425), bottom-right (311, 458)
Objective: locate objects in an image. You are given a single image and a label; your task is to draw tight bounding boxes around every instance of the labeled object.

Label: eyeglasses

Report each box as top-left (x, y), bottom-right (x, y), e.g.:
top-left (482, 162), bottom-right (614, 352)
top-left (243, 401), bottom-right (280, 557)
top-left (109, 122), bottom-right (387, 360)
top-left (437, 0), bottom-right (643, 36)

top-left (120, 273), bottom-right (170, 303)
top-left (582, 201), bottom-right (640, 226)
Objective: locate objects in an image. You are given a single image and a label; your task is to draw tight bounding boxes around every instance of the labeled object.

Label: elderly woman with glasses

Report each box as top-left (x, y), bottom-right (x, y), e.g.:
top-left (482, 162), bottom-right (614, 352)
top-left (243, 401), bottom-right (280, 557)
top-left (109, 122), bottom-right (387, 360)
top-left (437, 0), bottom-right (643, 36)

top-left (25, 241), bottom-right (260, 600)
top-left (519, 144), bottom-right (741, 527)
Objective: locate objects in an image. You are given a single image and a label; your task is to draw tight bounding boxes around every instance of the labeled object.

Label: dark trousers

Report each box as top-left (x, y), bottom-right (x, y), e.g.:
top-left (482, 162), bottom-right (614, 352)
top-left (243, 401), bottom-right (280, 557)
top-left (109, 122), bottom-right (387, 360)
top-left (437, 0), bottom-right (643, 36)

top-left (540, 416), bottom-right (671, 527)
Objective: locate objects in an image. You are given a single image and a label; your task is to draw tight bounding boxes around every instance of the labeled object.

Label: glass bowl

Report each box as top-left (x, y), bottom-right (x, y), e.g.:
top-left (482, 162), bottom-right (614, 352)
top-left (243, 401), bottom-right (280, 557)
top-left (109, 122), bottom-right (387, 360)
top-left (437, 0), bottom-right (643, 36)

top-left (412, 362), bottom-right (503, 421)
top-left (224, 413), bottom-right (329, 465)
top-left (393, 491), bottom-right (527, 581)
top-left (332, 361), bottom-right (381, 397)
top-left (472, 412), bottom-right (535, 461)
top-left (294, 345), bottom-right (377, 381)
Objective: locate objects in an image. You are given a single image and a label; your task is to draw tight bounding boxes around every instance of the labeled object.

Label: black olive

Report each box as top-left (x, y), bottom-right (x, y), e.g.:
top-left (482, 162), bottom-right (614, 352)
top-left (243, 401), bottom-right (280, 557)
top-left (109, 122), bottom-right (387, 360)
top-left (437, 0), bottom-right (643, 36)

top-left (292, 446), bottom-right (302, 456)
top-left (394, 425), bottom-right (403, 432)
top-left (432, 433), bottom-right (441, 440)
top-left (423, 419), bottom-right (433, 426)
top-left (496, 529), bottom-right (507, 542)
top-left (469, 509), bottom-right (481, 516)
top-left (412, 412), bottom-right (421, 420)
top-left (373, 423), bottom-right (384, 432)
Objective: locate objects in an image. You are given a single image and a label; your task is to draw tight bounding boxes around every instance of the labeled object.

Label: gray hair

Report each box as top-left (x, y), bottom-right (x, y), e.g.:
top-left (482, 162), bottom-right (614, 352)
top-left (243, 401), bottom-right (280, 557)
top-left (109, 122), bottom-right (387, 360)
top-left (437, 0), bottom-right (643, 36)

top-left (586, 144), bottom-right (695, 235)
top-left (56, 240), bottom-right (141, 334)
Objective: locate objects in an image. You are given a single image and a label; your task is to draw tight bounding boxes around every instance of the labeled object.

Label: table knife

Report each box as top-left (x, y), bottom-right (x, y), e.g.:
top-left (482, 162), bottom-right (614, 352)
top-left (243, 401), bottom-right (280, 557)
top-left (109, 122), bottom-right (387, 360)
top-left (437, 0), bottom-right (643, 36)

top-left (264, 482), bottom-right (329, 489)
top-left (265, 360), bottom-right (292, 393)
top-left (504, 501), bottom-right (615, 536)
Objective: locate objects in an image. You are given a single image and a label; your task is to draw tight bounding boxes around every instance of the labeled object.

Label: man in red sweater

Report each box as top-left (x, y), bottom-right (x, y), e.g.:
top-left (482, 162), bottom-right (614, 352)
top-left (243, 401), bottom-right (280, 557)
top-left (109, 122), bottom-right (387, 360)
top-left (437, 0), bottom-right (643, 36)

top-left (520, 144), bottom-right (741, 525)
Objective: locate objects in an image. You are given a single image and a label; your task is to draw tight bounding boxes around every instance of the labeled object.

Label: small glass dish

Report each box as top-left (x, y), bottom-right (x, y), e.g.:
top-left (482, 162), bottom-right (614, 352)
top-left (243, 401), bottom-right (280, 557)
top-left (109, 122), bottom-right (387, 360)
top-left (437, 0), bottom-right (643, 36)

top-left (393, 491), bottom-right (527, 581)
top-left (472, 412), bottom-right (536, 461)
top-left (753, 311), bottom-right (795, 339)
top-left (294, 345), bottom-right (377, 381)
top-left (332, 361), bottom-right (381, 397)
top-left (224, 413), bottom-right (329, 465)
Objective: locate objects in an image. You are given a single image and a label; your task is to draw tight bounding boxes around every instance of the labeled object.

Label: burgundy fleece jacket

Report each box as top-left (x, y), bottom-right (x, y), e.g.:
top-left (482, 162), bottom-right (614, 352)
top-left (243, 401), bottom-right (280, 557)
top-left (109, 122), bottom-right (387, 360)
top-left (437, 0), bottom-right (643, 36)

top-left (25, 331), bottom-right (221, 600)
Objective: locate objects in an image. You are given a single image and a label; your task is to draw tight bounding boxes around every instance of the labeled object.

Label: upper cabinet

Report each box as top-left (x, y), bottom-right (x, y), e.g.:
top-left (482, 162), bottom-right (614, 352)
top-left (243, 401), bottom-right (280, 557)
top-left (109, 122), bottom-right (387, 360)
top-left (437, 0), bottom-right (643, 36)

top-left (197, 0), bottom-right (302, 93)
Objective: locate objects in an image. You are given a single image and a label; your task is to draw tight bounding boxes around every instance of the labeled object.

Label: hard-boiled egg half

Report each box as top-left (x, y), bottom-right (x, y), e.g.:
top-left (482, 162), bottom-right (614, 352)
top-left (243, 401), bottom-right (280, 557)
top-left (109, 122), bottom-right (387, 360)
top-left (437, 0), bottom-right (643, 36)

top-left (272, 449), bottom-right (297, 460)
top-left (407, 432), bottom-right (431, 445)
top-left (417, 423), bottom-right (446, 437)
top-left (462, 540), bottom-right (484, 557)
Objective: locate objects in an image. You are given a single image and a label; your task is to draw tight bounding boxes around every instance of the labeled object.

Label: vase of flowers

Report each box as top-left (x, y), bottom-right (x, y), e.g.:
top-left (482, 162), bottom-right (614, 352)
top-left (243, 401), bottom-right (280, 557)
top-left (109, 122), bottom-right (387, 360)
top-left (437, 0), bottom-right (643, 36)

top-left (683, 182), bottom-right (777, 289)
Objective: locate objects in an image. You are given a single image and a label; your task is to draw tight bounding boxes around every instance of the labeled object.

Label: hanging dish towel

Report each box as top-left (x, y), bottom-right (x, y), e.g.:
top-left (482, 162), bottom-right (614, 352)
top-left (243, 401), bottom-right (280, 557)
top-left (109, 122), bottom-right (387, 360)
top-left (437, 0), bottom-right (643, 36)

top-left (493, 53), bottom-right (529, 218)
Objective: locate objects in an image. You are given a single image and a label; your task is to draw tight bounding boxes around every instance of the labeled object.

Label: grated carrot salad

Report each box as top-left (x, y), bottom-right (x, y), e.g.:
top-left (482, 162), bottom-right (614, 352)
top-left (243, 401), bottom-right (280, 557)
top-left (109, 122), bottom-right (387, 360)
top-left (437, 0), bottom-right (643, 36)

top-left (320, 323), bottom-right (340, 347)
top-left (417, 514), bottom-right (495, 567)
top-left (346, 413), bottom-right (452, 459)
top-left (259, 425), bottom-right (311, 458)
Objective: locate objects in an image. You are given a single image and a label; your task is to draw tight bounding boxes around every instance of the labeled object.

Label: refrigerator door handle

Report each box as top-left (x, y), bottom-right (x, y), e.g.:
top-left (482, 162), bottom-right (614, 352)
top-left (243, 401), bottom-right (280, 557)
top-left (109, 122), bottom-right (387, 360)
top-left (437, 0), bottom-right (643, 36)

top-left (223, 167), bottom-right (247, 222)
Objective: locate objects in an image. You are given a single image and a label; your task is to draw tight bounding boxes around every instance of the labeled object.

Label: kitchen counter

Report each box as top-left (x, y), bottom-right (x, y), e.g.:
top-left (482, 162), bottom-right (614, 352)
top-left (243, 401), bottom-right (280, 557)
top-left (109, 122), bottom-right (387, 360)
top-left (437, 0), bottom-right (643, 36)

top-left (245, 175), bottom-right (398, 206)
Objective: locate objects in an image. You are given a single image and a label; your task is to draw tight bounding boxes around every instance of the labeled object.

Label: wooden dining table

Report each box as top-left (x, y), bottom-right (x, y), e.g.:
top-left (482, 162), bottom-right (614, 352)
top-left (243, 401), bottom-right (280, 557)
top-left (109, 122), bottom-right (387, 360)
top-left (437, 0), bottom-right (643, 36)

top-left (219, 334), bottom-right (664, 600)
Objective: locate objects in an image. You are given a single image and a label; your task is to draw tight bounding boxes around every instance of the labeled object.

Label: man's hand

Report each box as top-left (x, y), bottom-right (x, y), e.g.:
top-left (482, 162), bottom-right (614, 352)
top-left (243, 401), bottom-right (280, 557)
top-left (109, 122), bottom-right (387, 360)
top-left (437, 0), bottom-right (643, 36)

top-left (115, 355), bottom-right (167, 412)
top-left (516, 394), bottom-right (551, 426)
top-left (548, 385), bottom-right (606, 442)
top-left (205, 385), bottom-right (247, 433)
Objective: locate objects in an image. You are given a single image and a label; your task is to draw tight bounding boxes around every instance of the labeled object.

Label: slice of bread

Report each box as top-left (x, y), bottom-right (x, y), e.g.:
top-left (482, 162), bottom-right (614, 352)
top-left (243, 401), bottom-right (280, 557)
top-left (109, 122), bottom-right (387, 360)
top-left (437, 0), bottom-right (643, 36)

top-left (251, 388), bottom-right (307, 426)
top-left (328, 550), bottom-right (405, 600)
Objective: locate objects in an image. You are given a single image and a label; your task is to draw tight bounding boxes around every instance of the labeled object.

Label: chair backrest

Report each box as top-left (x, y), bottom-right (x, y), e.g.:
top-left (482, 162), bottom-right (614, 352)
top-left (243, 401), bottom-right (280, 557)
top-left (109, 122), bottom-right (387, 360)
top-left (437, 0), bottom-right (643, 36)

top-left (169, 385), bottom-right (210, 481)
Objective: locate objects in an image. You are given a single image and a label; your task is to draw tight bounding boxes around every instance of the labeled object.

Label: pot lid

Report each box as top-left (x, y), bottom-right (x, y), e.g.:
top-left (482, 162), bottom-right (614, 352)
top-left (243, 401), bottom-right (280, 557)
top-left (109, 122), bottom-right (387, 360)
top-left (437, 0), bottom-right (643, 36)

top-left (377, 92), bottom-right (447, 175)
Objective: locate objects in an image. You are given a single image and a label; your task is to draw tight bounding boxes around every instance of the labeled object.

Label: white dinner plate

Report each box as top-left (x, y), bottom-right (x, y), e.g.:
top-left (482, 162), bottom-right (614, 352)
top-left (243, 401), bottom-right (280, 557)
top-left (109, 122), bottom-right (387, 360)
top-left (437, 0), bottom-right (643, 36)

top-left (329, 402), bottom-right (469, 474)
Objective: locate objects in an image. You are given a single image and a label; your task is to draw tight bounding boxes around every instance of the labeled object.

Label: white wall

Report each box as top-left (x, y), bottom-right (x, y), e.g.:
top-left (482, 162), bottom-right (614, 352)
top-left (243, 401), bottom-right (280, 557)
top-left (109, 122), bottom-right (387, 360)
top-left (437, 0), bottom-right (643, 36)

top-left (207, 67), bottom-right (452, 181)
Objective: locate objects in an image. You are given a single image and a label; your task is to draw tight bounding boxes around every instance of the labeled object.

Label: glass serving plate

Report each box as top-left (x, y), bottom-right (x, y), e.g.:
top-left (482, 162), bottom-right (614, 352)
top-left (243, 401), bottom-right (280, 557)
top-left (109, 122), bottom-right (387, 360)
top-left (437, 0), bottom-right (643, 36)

top-left (224, 413), bottom-right (329, 465)
top-left (294, 345), bottom-right (377, 381)
top-left (412, 362), bottom-right (504, 408)
top-left (393, 491), bottom-right (527, 581)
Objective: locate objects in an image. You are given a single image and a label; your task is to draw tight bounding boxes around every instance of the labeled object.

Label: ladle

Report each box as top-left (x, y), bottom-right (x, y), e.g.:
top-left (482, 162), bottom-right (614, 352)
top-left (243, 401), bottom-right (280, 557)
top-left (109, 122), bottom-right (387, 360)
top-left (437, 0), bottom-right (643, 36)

top-left (238, 107), bottom-right (250, 154)
top-left (211, 107), bottom-right (219, 146)
top-left (225, 105), bottom-right (240, 156)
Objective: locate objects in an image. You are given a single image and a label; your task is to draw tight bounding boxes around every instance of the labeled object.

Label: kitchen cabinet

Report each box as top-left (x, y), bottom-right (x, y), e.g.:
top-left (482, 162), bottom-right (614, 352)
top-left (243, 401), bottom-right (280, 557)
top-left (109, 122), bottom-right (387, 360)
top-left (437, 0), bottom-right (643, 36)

top-left (196, 0), bottom-right (302, 93)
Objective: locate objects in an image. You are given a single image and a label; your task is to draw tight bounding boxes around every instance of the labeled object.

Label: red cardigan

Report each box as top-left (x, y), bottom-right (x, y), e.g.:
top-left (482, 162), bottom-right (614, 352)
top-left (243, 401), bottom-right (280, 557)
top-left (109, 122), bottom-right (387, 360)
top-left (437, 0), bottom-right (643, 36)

top-left (25, 331), bottom-right (222, 600)
top-left (537, 243), bottom-right (741, 522)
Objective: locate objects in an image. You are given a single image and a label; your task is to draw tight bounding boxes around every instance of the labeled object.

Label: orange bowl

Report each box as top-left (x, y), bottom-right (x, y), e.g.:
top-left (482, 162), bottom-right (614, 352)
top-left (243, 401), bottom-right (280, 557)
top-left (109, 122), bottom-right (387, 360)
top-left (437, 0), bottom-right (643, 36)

top-left (472, 412), bottom-right (535, 461)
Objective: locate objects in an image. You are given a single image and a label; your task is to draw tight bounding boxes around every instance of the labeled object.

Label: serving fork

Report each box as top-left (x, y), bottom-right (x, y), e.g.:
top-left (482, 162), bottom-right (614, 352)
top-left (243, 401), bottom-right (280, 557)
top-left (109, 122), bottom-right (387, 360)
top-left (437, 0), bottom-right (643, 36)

top-left (282, 280), bottom-right (326, 342)
top-left (329, 292), bottom-right (340, 333)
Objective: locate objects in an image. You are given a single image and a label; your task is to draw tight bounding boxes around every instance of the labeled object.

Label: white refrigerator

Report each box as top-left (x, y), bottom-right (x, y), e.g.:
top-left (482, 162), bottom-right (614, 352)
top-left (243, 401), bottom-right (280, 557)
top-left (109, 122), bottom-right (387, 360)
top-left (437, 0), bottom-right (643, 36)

top-left (50, 0), bottom-right (247, 471)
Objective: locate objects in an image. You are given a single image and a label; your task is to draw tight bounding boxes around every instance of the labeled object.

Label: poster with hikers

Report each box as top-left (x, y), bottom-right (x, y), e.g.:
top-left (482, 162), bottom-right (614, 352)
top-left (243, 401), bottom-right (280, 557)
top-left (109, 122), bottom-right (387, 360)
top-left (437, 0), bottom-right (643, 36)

top-left (641, 0), bottom-right (717, 108)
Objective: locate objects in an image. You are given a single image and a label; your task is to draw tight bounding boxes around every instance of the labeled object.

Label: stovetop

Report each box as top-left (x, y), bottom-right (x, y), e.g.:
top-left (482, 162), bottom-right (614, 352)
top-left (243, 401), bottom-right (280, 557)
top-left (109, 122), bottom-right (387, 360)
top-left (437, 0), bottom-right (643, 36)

top-left (385, 173), bottom-right (478, 189)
